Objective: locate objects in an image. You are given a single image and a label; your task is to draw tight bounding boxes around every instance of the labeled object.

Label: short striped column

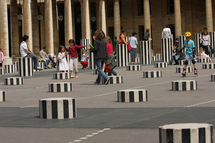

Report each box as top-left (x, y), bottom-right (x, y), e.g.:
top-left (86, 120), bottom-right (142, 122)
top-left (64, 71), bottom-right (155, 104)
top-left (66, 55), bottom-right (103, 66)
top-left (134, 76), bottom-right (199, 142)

top-left (209, 31), bottom-right (215, 57)
top-left (0, 68), bottom-right (5, 75)
top-left (152, 54), bottom-right (161, 62)
top-left (140, 41), bottom-right (152, 65)
top-left (13, 62), bottom-right (19, 72)
top-left (116, 44), bottom-right (130, 67)
top-left (176, 67), bottom-right (193, 73)
top-left (18, 57), bottom-right (34, 77)
top-left (159, 123), bottom-right (213, 143)
top-left (178, 60), bottom-right (191, 65)
top-left (39, 61), bottom-right (45, 69)
top-left (154, 62), bottom-right (168, 68)
top-left (4, 65), bottom-right (15, 74)
top-left (102, 76), bottom-right (123, 84)
top-left (129, 53), bottom-right (140, 63)
top-left (4, 77), bottom-right (24, 85)
top-left (198, 58), bottom-right (210, 63)
top-left (161, 38), bottom-right (172, 62)
top-left (126, 65), bottom-right (142, 71)
top-left (0, 91), bottom-right (5, 102)
top-left (195, 33), bottom-right (202, 54)
top-left (202, 63), bottom-right (215, 69)
top-left (39, 98), bottom-right (77, 119)
top-left (211, 74), bottom-right (215, 81)
top-left (143, 71), bottom-right (162, 78)
top-left (48, 82), bottom-right (73, 92)
top-left (89, 51), bottom-right (96, 69)
top-left (179, 36), bottom-right (186, 54)
top-left (53, 73), bottom-right (70, 79)
top-left (172, 80), bottom-right (197, 91)
top-left (117, 89), bottom-right (148, 103)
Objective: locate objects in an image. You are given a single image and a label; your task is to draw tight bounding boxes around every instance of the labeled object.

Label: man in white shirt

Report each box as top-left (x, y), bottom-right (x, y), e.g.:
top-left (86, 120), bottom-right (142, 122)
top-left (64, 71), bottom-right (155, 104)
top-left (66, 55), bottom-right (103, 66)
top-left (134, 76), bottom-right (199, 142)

top-left (130, 32), bottom-right (138, 64)
top-left (20, 35), bottom-right (42, 70)
top-left (162, 25), bottom-right (172, 38)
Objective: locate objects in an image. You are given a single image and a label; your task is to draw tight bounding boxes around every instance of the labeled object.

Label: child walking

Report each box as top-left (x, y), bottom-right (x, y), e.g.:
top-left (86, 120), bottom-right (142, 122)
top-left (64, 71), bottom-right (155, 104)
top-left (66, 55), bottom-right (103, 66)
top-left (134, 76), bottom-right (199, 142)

top-left (58, 45), bottom-right (69, 72)
top-left (67, 39), bottom-right (86, 78)
top-left (0, 48), bottom-right (4, 68)
top-left (80, 50), bottom-right (89, 69)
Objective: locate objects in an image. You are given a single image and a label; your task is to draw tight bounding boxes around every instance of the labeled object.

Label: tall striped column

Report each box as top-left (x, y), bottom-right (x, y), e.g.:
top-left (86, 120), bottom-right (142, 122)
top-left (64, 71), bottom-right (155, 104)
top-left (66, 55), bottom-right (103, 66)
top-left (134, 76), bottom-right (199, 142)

top-left (195, 33), bottom-right (202, 54)
top-left (116, 44), bottom-right (130, 67)
top-left (140, 40), bottom-right (152, 65)
top-left (161, 38), bottom-right (172, 62)
top-left (179, 36), bottom-right (186, 54)
top-left (209, 31), bottom-right (215, 57)
top-left (18, 57), bottom-right (34, 77)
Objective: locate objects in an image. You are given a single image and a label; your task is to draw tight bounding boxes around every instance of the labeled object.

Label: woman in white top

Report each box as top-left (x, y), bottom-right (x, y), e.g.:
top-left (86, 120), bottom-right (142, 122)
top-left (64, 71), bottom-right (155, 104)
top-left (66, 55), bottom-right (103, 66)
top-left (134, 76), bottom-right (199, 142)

top-left (58, 45), bottom-right (69, 72)
top-left (200, 30), bottom-right (210, 55)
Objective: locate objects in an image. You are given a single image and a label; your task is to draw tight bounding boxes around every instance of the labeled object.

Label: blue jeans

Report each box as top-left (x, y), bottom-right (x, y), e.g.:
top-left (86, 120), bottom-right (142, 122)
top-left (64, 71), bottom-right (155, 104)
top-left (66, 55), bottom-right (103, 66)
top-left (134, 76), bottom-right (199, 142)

top-left (25, 54), bottom-right (39, 69)
top-left (42, 58), bottom-right (50, 68)
top-left (131, 48), bottom-right (137, 59)
top-left (108, 69), bottom-right (118, 76)
top-left (95, 59), bottom-right (108, 83)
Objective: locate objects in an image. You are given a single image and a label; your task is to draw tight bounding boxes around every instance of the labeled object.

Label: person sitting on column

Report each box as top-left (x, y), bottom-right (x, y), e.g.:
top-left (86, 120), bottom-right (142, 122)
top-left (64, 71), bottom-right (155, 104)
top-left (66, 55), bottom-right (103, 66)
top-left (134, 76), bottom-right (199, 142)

top-left (162, 25), bottom-right (171, 38)
top-left (58, 45), bottom-right (68, 72)
top-left (48, 53), bottom-right (57, 68)
top-left (119, 30), bottom-right (132, 51)
top-left (130, 32), bottom-right (138, 64)
top-left (169, 44), bottom-right (184, 65)
top-left (39, 47), bottom-right (50, 69)
top-left (181, 32), bottom-right (198, 77)
top-left (80, 50), bottom-right (89, 69)
top-left (197, 48), bottom-right (212, 62)
top-left (143, 28), bottom-right (152, 41)
top-left (20, 35), bottom-right (42, 70)
top-left (0, 48), bottom-right (4, 69)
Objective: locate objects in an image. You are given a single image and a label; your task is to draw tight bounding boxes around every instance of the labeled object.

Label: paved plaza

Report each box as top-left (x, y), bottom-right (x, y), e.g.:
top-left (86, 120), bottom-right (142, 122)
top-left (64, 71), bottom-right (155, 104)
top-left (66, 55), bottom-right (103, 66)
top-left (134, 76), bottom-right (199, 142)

top-left (0, 61), bottom-right (215, 143)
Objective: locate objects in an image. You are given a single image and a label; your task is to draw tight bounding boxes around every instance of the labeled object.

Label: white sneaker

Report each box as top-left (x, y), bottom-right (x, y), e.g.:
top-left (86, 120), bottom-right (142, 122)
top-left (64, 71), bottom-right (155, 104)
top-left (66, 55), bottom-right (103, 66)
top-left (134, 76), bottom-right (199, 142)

top-left (75, 76), bottom-right (78, 78)
top-left (36, 67), bottom-right (42, 70)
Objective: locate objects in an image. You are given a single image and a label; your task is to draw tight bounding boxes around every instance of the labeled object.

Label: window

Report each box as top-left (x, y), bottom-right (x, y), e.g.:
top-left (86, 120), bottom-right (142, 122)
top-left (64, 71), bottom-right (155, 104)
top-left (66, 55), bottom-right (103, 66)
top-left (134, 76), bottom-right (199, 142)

top-left (138, 0), bottom-right (152, 16)
top-left (167, 0), bottom-right (174, 15)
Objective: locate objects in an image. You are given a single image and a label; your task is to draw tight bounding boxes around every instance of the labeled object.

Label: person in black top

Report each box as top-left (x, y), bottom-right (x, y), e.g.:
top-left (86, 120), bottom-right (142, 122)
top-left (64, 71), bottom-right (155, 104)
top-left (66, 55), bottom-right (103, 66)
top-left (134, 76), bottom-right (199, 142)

top-left (143, 28), bottom-right (150, 41)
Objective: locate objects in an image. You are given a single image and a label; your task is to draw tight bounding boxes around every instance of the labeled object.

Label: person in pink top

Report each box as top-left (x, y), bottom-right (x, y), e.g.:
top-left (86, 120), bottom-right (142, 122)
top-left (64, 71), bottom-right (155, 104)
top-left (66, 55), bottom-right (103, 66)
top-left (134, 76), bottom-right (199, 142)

top-left (105, 36), bottom-right (118, 76)
top-left (0, 48), bottom-right (4, 68)
top-left (198, 48), bottom-right (211, 62)
top-left (66, 39), bottom-right (86, 78)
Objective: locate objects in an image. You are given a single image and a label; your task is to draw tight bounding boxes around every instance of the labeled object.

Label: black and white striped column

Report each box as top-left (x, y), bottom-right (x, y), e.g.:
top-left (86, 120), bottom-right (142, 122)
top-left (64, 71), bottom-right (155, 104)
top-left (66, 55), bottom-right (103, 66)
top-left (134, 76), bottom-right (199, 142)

top-left (18, 57), bottom-right (33, 77)
top-left (143, 71), bottom-right (162, 78)
top-left (210, 31), bottom-right (215, 57)
top-left (117, 89), bottom-right (148, 103)
top-left (140, 41), bottom-right (152, 65)
top-left (159, 123), bottom-right (213, 143)
top-left (0, 68), bottom-right (5, 76)
top-left (126, 65), bottom-right (142, 71)
top-left (202, 63), bottom-right (215, 69)
top-left (161, 38), bottom-right (172, 62)
top-left (80, 39), bottom-right (90, 50)
top-left (116, 44), bottom-right (130, 67)
top-left (13, 62), bottom-right (19, 72)
top-left (48, 82), bottom-right (73, 92)
top-left (211, 74), bottom-right (215, 82)
top-left (0, 91), bottom-right (5, 102)
top-left (154, 62), bottom-right (168, 68)
top-left (198, 58), bottom-right (210, 63)
top-left (195, 33), bottom-right (202, 54)
top-left (4, 77), bottom-right (24, 85)
top-left (102, 76), bottom-right (123, 84)
top-left (152, 54), bottom-right (161, 62)
top-left (39, 97), bottom-right (77, 119)
top-left (4, 65), bottom-right (15, 74)
top-left (53, 73), bottom-right (70, 79)
top-left (89, 51), bottom-right (96, 69)
top-left (179, 36), bottom-right (186, 53)
top-left (39, 61), bottom-right (45, 69)
top-left (125, 36), bottom-right (130, 42)
top-left (176, 67), bottom-right (193, 73)
top-left (172, 80), bottom-right (197, 91)
top-left (178, 60), bottom-right (191, 65)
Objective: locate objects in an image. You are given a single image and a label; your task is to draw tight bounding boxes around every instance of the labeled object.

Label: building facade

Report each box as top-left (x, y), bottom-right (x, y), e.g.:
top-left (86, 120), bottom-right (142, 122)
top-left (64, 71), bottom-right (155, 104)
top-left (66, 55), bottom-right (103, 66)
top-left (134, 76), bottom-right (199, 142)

top-left (0, 0), bottom-right (214, 63)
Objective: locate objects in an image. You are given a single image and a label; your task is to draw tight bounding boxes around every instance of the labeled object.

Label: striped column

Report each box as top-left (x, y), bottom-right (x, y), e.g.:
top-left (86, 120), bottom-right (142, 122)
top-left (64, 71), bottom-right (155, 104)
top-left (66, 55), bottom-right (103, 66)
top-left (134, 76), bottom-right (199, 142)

top-left (4, 77), bottom-right (24, 85)
top-left (39, 62), bottom-right (45, 69)
top-left (209, 31), bottom-right (215, 57)
top-left (140, 41), bottom-right (152, 65)
top-left (143, 71), bottom-right (162, 78)
top-left (0, 68), bottom-right (5, 76)
top-left (102, 76), bottom-right (123, 84)
top-left (126, 65), bottom-right (142, 71)
top-left (117, 89), bottom-right (148, 103)
top-left (39, 98), bottom-right (77, 119)
top-left (161, 38), bottom-right (173, 62)
top-left (53, 73), bottom-right (70, 79)
top-left (172, 80), bottom-right (197, 91)
top-left (48, 82), bottom-right (73, 92)
top-left (154, 62), bottom-right (168, 68)
top-left (18, 57), bottom-right (34, 77)
top-left (13, 62), bottom-right (19, 72)
top-left (202, 63), bottom-right (215, 69)
top-left (198, 58), bottom-right (211, 63)
top-left (178, 60), bottom-right (191, 65)
top-left (159, 123), bottom-right (213, 143)
top-left (116, 44), bottom-right (130, 67)
top-left (0, 91), bottom-right (5, 102)
top-left (152, 54), bottom-right (161, 62)
top-left (211, 74), bottom-right (215, 81)
top-left (179, 36), bottom-right (186, 53)
top-left (4, 65), bottom-right (15, 74)
top-left (195, 33), bottom-right (202, 54)
top-left (176, 67), bottom-right (193, 73)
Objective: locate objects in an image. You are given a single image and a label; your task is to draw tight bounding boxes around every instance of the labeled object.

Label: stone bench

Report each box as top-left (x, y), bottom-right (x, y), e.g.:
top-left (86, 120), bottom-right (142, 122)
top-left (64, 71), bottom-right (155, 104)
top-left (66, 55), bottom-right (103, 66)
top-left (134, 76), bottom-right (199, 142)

top-left (117, 89), bottom-right (148, 103)
top-left (126, 65), bottom-right (142, 71)
top-left (202, 63), bottom-right (215, 69)
top-left (143, 71), bottom-right (162, 78)
top-left (159, 123), bottom-right (213, 143)
top-left (176, 67), bottom-right (193, 73)
top-left (154, 62), bottom-right (168, 68)
top-left (102, 76), bottom-right (123, 84)
top-left (211, 74), bottom-right (215, 82)
top-left (0, 91), bottom-right (5, 102)
top-left (48, 82), bottom-right (73, 92)
top-left (39, 97), bottom-right (77, 119)
top-left (4, 77), bottom-right (24, 85)
top-left (172, 80), bottom-right (197, 91)
top-left (198, 58), bottom-right (210, 63)
top-left (53, 72), bottom-right (70, 80)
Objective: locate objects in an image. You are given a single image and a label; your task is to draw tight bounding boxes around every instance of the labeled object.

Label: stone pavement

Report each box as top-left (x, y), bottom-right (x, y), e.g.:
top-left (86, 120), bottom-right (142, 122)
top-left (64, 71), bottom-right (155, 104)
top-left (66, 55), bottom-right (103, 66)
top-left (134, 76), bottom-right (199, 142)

top-left (0, 61), bottom-right (215, 143)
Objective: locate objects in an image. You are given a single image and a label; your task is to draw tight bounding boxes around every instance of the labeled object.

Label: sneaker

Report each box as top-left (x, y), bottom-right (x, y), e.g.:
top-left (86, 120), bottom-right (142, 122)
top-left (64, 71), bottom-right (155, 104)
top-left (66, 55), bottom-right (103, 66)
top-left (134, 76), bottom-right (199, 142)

top-left (71, 75), bottom-right (74, 78)
top-left (105, 78), bottom-right (110, 85)
top-left (36, 67), bottom-right (42, 70)
top-left (75, 76), bottom-right (78, 78)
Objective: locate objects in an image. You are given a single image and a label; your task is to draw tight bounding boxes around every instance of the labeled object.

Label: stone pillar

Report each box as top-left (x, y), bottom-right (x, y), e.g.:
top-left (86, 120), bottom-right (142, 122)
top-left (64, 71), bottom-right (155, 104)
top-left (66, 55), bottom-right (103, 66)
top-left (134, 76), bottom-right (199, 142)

top-left (10, 0), bottom-right (20, 57)
top-left (45, 0), bottom-right (54, 54)
top-left (32, 0), bottom-right (40, 55)
top-left (23, 0), bottom-right (33, 52)
top-left (114, 0), bottom-right (121, 39)
top-left (144, 0), bottom-right (151, 36)
top-left (64, 0), bottom-right (73, 45)
top-left (82, 0), bottom-right (91, 43)
top-left (99, 0), bottom-right (107, 35)
top-left (206, 0), bottom-right (213, 32)
top-left (174, 0), bottom-right (182, 36)
top-left (52, 0), bottom-right (59, 53)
